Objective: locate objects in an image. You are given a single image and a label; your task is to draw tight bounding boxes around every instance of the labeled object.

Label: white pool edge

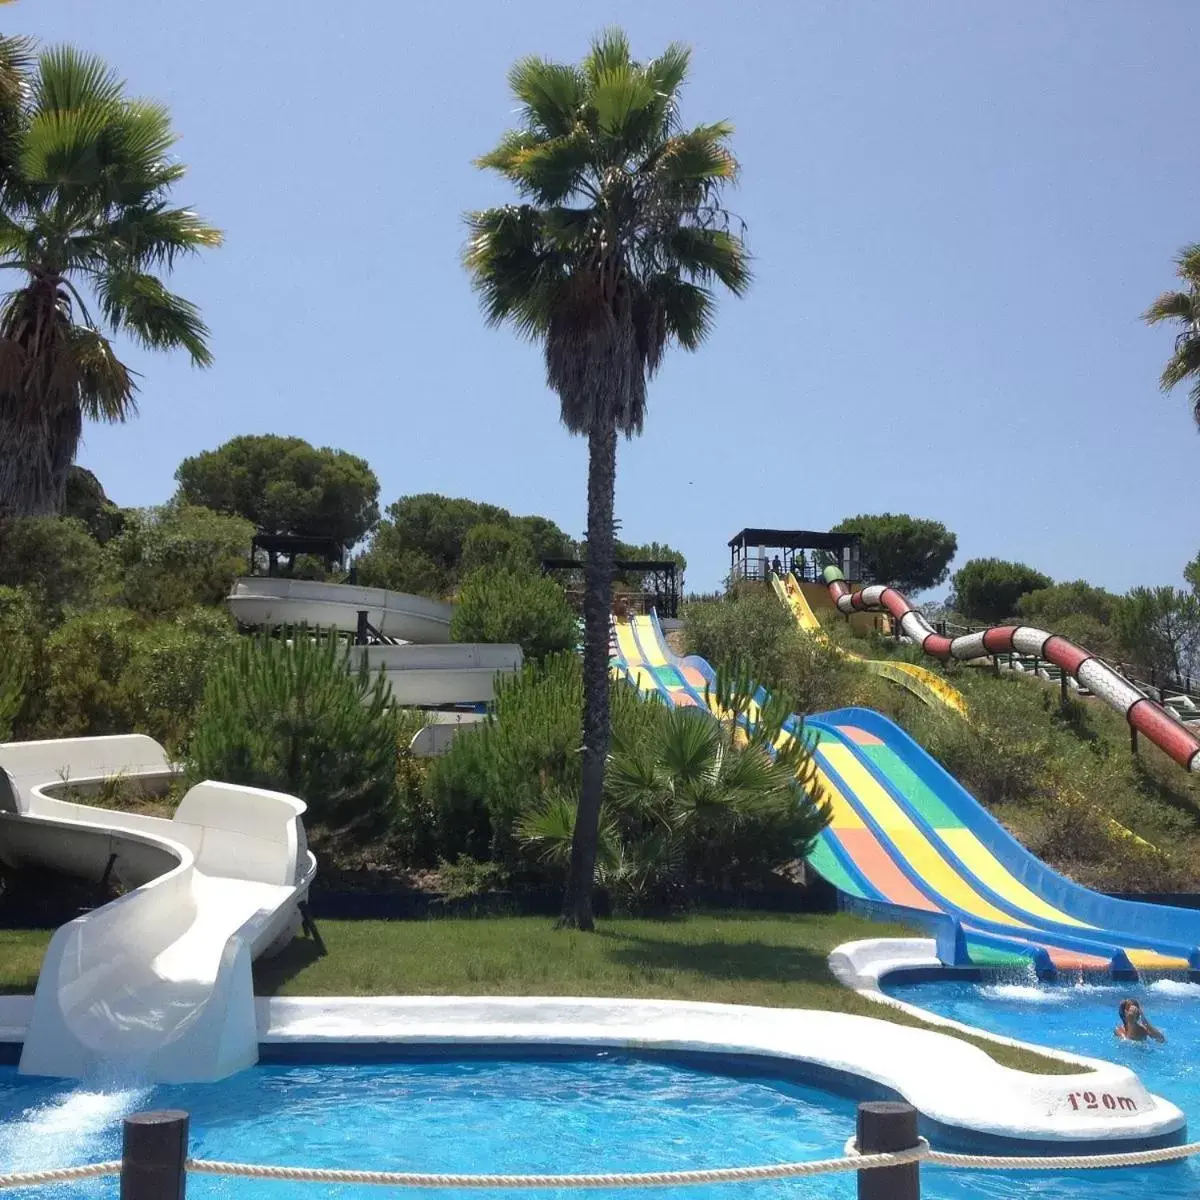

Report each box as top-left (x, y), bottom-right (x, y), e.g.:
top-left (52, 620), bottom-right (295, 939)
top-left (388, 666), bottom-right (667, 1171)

top-left (0, 986), bottom-right (1184, 1148)
top-left (827, 936), bottom-right (1185, 1142)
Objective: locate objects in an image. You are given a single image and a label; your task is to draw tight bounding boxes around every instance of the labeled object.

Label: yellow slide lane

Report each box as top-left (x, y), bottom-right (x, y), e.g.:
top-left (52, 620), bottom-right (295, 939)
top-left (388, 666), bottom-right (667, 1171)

top-left (776, 574), bottom-right (968, 716)
top-left (818, 742), bottom-right (1028, 928)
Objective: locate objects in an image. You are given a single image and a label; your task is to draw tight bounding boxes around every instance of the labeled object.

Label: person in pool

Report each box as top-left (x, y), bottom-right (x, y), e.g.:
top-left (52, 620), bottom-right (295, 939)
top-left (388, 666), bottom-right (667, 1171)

top-left (1115, 999), bottom-right (1165, 1042)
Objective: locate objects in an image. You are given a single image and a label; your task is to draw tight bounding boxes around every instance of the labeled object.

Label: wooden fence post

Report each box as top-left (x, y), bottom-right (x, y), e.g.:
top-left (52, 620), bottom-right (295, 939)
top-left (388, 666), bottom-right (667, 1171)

top-left (121, 1111), bottom-right (188, 1200)
top-left (857, 1101), bottom-right (920, 1200)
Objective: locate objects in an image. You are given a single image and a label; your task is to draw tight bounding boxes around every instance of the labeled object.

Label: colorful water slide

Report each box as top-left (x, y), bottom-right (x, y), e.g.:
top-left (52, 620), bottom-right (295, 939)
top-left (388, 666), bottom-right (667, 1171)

top-left (0, 736), bottom-right (316, 1083)
top-left (820, 567), bottom-right (1200, 773)
top-left (771, 572), bottom-right (967, 716)
top-left (613, 613), bottom-right (1200, 977)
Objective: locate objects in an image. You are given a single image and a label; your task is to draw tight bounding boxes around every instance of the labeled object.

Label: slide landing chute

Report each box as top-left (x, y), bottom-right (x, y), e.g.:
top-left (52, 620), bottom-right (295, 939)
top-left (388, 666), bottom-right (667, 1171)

top-left (0, 736), bottom-right (316, 1083)
top-left (612, 612), bottom-right (1200, 977)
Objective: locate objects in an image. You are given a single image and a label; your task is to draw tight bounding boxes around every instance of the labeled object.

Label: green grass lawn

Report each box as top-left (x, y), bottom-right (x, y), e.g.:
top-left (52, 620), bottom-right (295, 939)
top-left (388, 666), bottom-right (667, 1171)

top-left (1, 911), bottom-right (1077, 1075)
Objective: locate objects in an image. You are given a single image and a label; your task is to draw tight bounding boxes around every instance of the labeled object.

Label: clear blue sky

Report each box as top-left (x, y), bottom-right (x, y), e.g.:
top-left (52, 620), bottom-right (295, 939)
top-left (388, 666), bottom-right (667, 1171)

top-left (11, 2), bottom-right (1199, 595)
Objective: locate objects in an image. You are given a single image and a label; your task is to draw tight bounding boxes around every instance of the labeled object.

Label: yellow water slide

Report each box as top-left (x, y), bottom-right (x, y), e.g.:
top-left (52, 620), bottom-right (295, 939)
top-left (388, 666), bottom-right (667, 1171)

top-left (773, 573), bottom-right (968, 716)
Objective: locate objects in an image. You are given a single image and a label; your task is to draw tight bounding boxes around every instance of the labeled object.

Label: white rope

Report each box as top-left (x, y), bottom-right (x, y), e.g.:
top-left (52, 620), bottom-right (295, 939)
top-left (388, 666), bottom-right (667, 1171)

top-left (927, 1141), bottom-right (1200, 1171)
top-left (7, 1139), bottom-right (1200, 1191)
top-left (185, 1147), bottom-right (930, 1188)
top-left (0, 1161), bottom-right (120, 1189)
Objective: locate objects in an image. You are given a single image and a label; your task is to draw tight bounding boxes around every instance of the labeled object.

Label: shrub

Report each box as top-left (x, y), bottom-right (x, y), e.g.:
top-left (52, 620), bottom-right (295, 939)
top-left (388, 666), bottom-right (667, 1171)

top-left (681, 589), bottom-right (795, 689)
top-left (519, 670), bottom-right (830, 911)
top-left (450, 566), bottom-right (578, 662)
top-left (37, 608), bottom-right (139, 737)
top-left (0, 586), bottom-right (43, 738)
top-left (124, 608), bottom-right (240, 750)
top-left (423, 652), bottom-right (664, 868)
top-left (188, 632), bottom-right (398, 835)
top-left (0, 516), bottom-right (109, 615)
top-left (107, 503), bottom-right (254, 615)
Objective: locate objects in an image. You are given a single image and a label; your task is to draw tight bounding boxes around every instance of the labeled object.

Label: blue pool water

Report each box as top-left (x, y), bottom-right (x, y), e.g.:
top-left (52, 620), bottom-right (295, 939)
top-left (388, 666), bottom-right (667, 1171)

top-left (0, 1026), bottom-right (1194, 1200)
top-left (886, 974), bottom-right (1200, 1198)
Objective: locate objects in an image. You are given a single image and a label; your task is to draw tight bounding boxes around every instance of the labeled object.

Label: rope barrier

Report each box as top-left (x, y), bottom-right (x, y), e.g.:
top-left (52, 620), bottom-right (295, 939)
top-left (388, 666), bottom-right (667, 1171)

top-left (185, 1147), bottom-right (929, 1188)
top-left (926, 1142), bottom-right (1200, 1171)
top-left (6, 1139), bottom-right (1200, 1191)
top-left (0, 1161), bottom-right (120, 1189)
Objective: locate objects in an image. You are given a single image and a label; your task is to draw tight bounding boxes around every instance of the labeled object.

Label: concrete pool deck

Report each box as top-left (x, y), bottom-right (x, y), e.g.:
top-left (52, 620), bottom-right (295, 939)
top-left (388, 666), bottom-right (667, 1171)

top-left (0, 990), bottom-right (1184, 1150)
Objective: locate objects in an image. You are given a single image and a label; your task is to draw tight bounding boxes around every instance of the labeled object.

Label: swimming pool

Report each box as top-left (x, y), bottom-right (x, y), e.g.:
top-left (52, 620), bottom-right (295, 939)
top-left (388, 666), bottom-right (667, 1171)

top-left (2, 1040), bottom-right (1190, 1200)
top-left (885, 974), bottom-right (1200, 1198)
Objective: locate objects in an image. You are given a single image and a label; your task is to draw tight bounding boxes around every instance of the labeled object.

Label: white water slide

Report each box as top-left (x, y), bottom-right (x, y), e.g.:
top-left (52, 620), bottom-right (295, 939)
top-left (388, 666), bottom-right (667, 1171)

top-left (0, 735), bottom-right (316, 1084)
top-left (227, 577), bottom-right (523, 706)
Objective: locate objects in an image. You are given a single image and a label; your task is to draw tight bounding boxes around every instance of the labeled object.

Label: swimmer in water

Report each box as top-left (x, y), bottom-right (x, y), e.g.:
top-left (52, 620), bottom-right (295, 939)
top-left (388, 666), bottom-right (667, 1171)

top-left (1115, 998), bottom-right (1165, 1043)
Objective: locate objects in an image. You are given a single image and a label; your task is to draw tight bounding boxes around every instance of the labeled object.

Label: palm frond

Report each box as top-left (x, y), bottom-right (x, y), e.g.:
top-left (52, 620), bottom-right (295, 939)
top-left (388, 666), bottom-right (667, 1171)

top-left (642, 42), bottom-right (691, 134)
top-left (497, 132), bottom-right (595, 205)
top-left (584, 28), bottom-right (634, 84)
top-left (34, 45), bottom-right (124, 113)
top-left (668, 227), bottom-right (751, 295)
top-left (1143, 290), bottom-right (1197, 325)
top-left (589, 64), bottom-right (655, 140)
top-left (58, 325), bottom-right (136, 422)
top-left (95, 269), bottom-right (212, 365)
top-left (87, 204), bottom-right (222, 270)
top-left (507, 58), bottom-right (586, 139)
top-left (464, 205), bottom-right (566, 336)
top-left (1174, 243), bottom-right (1200, 286)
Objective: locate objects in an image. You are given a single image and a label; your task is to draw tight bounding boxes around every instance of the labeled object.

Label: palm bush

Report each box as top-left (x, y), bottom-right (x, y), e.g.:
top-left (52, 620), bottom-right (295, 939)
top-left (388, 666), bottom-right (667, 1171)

top-left (519, 668), bottom-right (831, 912)
top-left (424, 651), bottom-right (664, 868)
top-left (188, 631), bottom-right (398, 835)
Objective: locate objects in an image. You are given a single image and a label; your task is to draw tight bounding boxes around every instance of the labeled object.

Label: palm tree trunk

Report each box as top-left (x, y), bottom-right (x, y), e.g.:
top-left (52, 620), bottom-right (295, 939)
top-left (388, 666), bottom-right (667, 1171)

top-left (0, 402), bottom-right (67, 517)
top-left (562, 418), bottom-right (617, 930)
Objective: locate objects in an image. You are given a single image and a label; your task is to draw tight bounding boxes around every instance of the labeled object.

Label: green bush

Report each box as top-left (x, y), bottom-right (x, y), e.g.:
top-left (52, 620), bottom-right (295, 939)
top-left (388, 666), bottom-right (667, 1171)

top-left (188, 632), bottom-right (398, 835)
top-left (450, 566), bottom-right (578, 663)
top-left (682, 589), bottom-right (860, 715)
top-left (124, 608), bottom-right (239, 750)
top-left (0, 516), bottom-right (109, 615)
top-left (519, 671), bottom-right (830, 911)
top-left (107, 503), bottom-right (254, 616)
top-left (37, 608), bottom-right (140, 738)
top-left (0, 586), bottom-right (43, 738)
top-left (681, 589), bottom-right (795, 689)
top-left (424, 652), bottom-right (664, 868)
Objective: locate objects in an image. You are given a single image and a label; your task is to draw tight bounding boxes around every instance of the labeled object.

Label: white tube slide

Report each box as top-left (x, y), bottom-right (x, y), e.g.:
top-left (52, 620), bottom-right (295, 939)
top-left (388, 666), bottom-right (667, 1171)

top-left (0, 736), bottom-right (316, 1084)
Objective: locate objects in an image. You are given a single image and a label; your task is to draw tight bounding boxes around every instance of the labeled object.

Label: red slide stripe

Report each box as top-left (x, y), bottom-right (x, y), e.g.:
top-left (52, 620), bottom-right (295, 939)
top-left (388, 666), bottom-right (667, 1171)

top-left (880, 588), bottom-right (911, 618)
top-left (1042, 636), bottom-right (1090, 677)
top-left (1128, 699), bottom-right (1200, 770)
top-left (922, 634), bottom-right (953, 659)
top-left (982, 627), bottom-right (1016, 653)
top-left (850, 590), bottom-right (866, 610)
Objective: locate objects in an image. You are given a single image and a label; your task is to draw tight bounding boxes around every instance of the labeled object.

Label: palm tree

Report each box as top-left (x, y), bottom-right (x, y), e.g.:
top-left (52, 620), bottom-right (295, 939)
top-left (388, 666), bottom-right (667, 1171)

top-left (0, 46), bottom-right (221, 517)
top-left (1143, 244), bottom-right (1200, 427)
top-left (465, 29), bottom-right (750, 929)
top-left (519, 686), bottom-right (830, 912)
